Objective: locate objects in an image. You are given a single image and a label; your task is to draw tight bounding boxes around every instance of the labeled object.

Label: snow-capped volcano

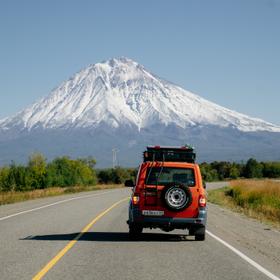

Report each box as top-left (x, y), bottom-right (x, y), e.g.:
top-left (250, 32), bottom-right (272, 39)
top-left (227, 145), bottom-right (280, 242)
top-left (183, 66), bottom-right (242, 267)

top-left (1, 57), bottom-right (279, 133)
top-left (0, 57), bottom-right (279, 166)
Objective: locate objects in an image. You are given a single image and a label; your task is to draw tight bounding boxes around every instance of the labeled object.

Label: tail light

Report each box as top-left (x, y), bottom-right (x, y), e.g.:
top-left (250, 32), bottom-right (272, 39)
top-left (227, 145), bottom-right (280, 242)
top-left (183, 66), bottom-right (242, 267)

top-left (132, 195), bottom-right (140, 205)
top-left (199, 195), bottom-right (206, 207)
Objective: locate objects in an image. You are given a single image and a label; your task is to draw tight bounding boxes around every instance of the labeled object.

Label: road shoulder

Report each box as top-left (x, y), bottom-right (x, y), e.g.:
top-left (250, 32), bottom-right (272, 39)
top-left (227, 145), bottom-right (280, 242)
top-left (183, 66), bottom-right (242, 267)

top-left (207, 202), bottom-right (280, 277)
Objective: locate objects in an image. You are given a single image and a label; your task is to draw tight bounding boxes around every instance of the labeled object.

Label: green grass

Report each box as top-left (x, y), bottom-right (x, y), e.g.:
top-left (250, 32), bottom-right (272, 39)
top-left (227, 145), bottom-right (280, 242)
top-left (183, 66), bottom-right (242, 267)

top-left (208, 180), bottom-right (280, 227)
top-left (0, 184), bottom-right (123, 206)
top-left (207, 186), bottom-right (231, 206)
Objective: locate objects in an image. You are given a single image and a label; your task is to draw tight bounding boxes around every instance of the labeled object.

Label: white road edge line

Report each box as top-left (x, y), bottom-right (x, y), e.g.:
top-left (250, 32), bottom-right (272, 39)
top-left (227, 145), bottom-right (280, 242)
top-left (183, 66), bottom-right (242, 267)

top-left (206, 230), bottom-right (280, 280)
top-left (0, 189), bottom-right (120, 222)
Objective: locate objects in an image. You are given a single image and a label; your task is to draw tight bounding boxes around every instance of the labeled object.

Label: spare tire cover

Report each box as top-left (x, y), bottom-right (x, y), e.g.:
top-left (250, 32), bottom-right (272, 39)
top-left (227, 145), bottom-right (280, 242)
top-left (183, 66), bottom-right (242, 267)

top-left (162, 184), bottom-right (192, 211)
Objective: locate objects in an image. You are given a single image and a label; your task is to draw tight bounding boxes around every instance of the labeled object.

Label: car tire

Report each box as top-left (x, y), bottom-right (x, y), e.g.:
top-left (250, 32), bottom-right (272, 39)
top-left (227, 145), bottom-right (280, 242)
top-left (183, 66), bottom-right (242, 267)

top-left (189, 228), bottom-right (195, 236)
top-left (194, 226), bottom-right (206, 241)
top-left (162, 183), bottom-right (192, 211)
top-left (195, 234), bottom-right (205, 241)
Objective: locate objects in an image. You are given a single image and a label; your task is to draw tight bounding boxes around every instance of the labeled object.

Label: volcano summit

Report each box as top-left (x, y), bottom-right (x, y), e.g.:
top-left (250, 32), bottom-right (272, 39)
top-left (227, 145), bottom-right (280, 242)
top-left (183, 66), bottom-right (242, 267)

top-left (0, 57), bottom-right (279, 166)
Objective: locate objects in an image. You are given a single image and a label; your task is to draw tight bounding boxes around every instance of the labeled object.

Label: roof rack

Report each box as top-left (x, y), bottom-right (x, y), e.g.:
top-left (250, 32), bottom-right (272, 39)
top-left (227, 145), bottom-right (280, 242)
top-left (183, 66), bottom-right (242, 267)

top-left (143, 145), bottom-right (196, 163)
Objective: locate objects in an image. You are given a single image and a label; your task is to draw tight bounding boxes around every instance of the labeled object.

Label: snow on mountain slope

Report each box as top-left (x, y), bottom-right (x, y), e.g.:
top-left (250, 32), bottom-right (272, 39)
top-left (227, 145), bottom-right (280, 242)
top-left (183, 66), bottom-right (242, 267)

top-left (1, 57), bottom-right (280, 133)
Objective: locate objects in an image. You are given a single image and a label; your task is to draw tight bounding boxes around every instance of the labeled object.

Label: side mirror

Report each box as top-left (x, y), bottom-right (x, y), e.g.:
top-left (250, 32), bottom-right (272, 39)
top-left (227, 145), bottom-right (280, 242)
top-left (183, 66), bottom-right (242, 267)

top-left (125, 179), bottom-right (134, 187)
top-left (203, 182), bottom-right (206, 189)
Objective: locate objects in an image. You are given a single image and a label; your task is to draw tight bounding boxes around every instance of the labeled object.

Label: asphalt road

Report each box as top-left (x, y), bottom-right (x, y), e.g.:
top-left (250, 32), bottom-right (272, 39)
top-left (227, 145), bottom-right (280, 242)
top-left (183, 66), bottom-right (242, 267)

top-left (0, 183), bottom-right (280, 280)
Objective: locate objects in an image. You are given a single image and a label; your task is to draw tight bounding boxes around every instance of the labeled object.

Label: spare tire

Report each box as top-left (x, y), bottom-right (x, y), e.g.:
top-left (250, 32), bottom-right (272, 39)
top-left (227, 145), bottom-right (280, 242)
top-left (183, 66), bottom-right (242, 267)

top-left (162, 183), bottom-right (192, 211)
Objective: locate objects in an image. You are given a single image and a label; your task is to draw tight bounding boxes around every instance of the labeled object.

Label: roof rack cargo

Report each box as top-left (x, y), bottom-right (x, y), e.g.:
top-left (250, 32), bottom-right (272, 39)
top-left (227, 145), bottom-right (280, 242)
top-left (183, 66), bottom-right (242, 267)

top-left (143, 145), bottom-right (196, 163)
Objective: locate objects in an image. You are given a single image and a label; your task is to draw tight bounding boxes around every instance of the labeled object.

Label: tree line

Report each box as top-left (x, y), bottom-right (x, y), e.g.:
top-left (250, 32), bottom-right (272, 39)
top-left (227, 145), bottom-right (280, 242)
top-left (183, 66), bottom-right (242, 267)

top-left (200, 158), bottom-right (280, 181)
top-left (0, 154), bottom-right (98, 192)
top-left (0, 153), bottom-right (280, 192)
top-left (0, 153), bottom-right (137, 192)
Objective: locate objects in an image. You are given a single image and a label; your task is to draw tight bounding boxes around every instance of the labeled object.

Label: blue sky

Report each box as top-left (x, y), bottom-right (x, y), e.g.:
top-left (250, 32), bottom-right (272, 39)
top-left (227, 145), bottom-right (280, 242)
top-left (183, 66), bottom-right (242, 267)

top-left (0, 0), bottom-right (279, 124)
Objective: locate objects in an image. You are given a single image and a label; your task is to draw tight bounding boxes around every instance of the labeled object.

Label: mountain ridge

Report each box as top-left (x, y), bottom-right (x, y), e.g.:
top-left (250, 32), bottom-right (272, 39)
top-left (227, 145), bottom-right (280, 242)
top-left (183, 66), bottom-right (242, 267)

top-left (0, 57), bottom-right (279, 133)
top-left (0, 57), bottom-right (279, 166)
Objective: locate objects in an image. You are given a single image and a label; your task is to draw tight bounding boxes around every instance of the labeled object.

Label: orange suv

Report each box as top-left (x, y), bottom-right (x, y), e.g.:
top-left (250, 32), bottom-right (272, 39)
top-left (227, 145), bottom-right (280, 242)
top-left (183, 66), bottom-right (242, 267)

top-left (125, 146), bottom-right (207, 241)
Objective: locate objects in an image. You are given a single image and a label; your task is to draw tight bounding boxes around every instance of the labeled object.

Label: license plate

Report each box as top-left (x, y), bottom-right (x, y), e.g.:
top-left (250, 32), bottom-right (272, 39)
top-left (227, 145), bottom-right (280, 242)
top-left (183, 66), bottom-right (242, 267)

top-left (142, 210), bottom-right (164, 216)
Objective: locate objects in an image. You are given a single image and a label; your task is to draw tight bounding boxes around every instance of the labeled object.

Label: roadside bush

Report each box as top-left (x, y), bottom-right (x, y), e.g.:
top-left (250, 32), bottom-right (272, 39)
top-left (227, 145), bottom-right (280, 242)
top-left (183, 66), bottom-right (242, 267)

top-left (210, 161), bottom-right (231, 180)
top-left (46, 157), bottom-right (97, 187)
top-left (10, 164), bottom-right (29, 192)
top-left (262, 162), bottom-right (280, 178)
top-left (228, 180), bottom-right (280, 222)
top-left (229, 166), bottom-right (240, 179)
top-left (209, 180), bottom-right (280, 225)
top-left (199, 158), bottom-right (278, 182)
top-left (243, 158), bottom-right (263, 178)
top-left (26, 153), bottom-right (47, 189)
top-left (0, 154), bottom-right (279, 192)
top-left (0, 154), bottom-right (98, 192)
top-left (200, 163), bottom-right (219, 182)
top-left (97, 167), bottom-right (137, 184)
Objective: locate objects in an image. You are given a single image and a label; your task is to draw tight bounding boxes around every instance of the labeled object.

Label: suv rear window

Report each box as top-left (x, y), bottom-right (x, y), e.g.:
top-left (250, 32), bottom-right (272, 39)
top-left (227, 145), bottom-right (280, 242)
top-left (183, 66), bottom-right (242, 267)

top-left (145, 167), bottom-right (195, 186)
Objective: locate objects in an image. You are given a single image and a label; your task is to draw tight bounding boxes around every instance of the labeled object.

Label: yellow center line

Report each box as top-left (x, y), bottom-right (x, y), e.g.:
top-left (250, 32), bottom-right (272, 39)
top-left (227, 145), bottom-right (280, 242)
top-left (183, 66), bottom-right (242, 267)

top-left (33, 197), bottom-right (129, 280)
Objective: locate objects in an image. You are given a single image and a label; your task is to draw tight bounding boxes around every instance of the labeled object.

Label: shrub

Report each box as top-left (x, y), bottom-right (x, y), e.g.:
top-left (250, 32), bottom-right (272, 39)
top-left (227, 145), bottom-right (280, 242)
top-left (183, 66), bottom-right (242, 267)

top-left (97, 167), bottom-right (137, 184)
top-left (27, 153), bottom-right (47, 189)
top-left (263, 162), bottom-right (280, 178)
top-left (0, 167), bottom-right (12, 192)
top-left (46, 156), bottom-right (97, 187)
top-left (244, 158), bottom-right (263, 178)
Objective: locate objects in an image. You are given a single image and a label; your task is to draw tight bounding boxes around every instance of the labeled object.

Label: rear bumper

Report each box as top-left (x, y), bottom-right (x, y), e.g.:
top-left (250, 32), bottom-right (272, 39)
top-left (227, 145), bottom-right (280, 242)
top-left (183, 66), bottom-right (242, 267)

top-left (128, 206), bottom-right (207, 229)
